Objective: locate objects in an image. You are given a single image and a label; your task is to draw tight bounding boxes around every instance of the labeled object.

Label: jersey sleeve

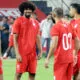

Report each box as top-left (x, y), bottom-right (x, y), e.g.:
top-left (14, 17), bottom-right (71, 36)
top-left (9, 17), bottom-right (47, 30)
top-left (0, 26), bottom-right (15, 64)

top-left (70, 24), bottom-right (77, 39)
top-left (13, 18), bottom-right (21, 34)
top-left (50, 24), bottom-right (60, 37)
top-left (73, 30), bottom-right (77, 39)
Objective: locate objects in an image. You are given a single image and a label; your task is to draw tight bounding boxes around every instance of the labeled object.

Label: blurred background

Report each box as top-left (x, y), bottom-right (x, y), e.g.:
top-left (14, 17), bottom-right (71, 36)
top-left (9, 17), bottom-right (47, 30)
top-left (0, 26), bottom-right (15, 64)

top-left (0, 0), bottom-right (80, 59)
top-left (0, 0), bottom-right (80, 21)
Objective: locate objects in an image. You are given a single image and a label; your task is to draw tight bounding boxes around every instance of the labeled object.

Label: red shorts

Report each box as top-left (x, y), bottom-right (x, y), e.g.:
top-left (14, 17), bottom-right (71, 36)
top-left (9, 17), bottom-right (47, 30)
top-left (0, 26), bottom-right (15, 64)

top-left (54, 62), bottom-right (73, 80)
top-left (73, 51), bottom-right (80, 75)
top-left (16, 53), bottom-right (37, 74)
top-left (0, 59), bottom-right (3, 74)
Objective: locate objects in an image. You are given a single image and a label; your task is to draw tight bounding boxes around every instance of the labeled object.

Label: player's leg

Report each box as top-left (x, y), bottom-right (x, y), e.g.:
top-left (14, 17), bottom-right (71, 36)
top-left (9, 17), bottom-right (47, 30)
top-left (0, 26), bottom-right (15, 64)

top-left (28, 73), bottom-right (35, 80)
top-left (28, 53), bottom-right (37, 80)
top-left (15, 57), bottom-right (27, 80)
top-left (46, 38), bottom-right (50, 57)
top-left (14, 62), bottom-right (23, 80)
top-left (41, 37), bottom-right (46, 56)
top-left (14, 73), bottom-right (22, 80)
top-left (67, 63), bottom-right (73, 80)
top-left (0, 75), bottom-right (3, 80)
top-left (41, 37), bottom-right (46, 47)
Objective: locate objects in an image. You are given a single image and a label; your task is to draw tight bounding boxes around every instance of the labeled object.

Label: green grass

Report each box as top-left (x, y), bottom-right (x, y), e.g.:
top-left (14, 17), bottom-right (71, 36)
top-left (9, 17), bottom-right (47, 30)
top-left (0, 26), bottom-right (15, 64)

top-left (3, 58), bottom-right (53, 80)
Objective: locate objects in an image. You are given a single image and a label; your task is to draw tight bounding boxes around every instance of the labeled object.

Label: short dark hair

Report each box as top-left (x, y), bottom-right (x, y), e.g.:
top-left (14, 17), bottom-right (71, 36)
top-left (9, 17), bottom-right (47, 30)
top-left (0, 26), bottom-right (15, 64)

top-left (70, 3), bottom-right (80, 14)
top-left (19, 1), bottom-right (36, 15)
top-left (53, 8), bottom-right (63, 18)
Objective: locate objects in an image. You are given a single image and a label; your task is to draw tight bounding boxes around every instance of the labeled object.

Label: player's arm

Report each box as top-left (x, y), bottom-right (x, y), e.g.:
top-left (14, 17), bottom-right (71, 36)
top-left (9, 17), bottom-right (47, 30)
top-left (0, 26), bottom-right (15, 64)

top-left (13, 33), bottom-right (22, 62)
top-left (73, 37), bottom-right (80, 66)
top-left (74, 37), bottom-right (80, 55)
top-left (74, 37), bottom-right (80, 79)
top-left (13, 19), bottom-right (22, 62)
top-left (13, 33), bottom-right (19, 55)
top-left (13, 34), bottom-right (20, 56)
top-left (72, 25), bottom-right (80, 55)
top-left (45, 36), bottom-right (58, 68)
top-left (36, 34), bottom-right (42, 60)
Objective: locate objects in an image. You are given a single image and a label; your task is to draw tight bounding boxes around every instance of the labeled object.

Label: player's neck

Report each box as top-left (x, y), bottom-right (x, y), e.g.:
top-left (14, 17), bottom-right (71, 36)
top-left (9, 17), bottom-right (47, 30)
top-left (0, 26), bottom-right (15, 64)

top-left (74, 14), bottom-right (80, 19)
top-left (55, 18), bottom-right (62, 23)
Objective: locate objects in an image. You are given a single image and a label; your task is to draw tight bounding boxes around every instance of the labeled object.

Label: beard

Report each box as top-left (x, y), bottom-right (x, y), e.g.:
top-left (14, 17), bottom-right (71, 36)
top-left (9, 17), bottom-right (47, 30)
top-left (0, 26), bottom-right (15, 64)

top-left (25, 14), bottom-right (31, 19)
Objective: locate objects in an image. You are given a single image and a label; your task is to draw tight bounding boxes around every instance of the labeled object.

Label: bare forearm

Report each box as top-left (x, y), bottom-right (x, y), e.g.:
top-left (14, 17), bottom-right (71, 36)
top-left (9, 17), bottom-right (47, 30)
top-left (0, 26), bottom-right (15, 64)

top-left (47, 36), bottom-right (58, 60)
top-left (36, 35), bottom-right (42, 53)
top-left (47, 45), bottom-right (55, 60)
top-left (13, 34), bottom-right (19, 56)
top-left (74, 37), bottom-right (80, 55)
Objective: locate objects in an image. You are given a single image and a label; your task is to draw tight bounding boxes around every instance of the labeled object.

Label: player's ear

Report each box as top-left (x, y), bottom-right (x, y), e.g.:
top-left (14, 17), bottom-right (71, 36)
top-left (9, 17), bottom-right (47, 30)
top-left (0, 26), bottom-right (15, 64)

top-left (53, 13), bottom-right (56, 18)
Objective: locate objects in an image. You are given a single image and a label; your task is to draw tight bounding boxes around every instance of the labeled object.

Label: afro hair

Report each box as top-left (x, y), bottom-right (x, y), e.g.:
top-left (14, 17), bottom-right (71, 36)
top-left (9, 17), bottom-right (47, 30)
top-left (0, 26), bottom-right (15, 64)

top-left (19, 1), bottom-right (36, 15)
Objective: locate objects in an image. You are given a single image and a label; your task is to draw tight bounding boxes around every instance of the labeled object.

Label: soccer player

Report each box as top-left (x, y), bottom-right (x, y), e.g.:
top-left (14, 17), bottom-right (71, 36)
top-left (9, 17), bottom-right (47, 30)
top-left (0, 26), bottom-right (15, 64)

top-left (13, 1), bottom-right (42, 80)
top-left (44, 8), bottom-right (79, 80)
top-left (70, 3), bottom-right (80, 80)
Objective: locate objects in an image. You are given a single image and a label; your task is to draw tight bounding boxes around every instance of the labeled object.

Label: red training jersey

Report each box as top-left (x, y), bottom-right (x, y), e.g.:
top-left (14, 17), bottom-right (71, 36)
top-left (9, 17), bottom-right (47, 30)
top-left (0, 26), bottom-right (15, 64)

top-left (70, 19), bottom-right (80, 56)
top-left (13, 16), bottom-right (40, 56)
top-left (70, 19), bottom-right (80, 38)
top-left (50, 20), bottom-right (76, 64)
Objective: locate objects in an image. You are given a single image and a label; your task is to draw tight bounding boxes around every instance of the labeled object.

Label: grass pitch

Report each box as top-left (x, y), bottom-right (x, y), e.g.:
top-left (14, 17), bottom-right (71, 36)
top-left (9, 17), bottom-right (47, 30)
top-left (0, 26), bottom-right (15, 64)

top-left (3, 58), bottom-right (53, 80)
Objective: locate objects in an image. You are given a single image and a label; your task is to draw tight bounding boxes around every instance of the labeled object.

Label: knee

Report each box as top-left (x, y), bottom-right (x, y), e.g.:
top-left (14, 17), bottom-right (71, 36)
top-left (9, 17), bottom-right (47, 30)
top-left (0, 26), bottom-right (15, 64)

top-left (15, 73), bottom-right (22, 79)
top-left (29, 73), bottom-right (35, 80)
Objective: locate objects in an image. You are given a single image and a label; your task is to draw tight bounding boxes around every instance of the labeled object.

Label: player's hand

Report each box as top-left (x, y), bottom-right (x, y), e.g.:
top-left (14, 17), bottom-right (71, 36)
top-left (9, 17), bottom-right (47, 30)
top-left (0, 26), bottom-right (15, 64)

top-left (44, 59), bottom-right (49, 68)
top-left (37, 53), bottom-right (42, 60)
top-left (16, 54), bottom-right (22, 62)
top-left (73, 55), bottom-right (77, 66)
top-left (73, 50), bottom-right (78, 66)
top-left (76, 73), bottom-right (80, 80)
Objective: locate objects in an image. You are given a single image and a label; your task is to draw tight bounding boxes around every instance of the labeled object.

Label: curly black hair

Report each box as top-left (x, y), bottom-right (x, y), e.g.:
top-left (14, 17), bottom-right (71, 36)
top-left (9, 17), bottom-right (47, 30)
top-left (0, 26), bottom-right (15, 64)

top-left (19, 1), bottom-right (36, 15)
